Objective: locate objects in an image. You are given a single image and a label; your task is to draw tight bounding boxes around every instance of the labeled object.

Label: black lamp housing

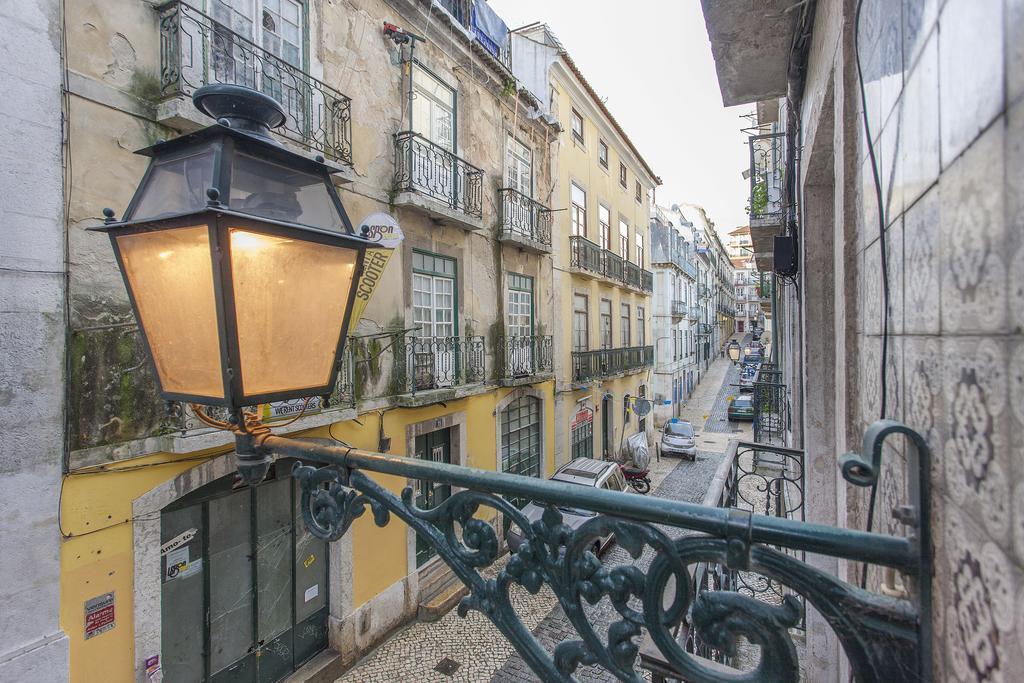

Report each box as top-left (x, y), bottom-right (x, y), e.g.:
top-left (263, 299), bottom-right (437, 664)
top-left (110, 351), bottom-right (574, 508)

top-left (92, 85), bottom-right (370, 413)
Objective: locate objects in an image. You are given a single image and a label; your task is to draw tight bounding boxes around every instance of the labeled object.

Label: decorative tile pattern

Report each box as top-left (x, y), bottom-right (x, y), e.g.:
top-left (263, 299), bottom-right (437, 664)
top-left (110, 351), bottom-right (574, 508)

top-left (885, 219), bottom-right (904, 336)
top-left (903, 336), bottom-right (943, 487)
top-left (862, 239), bottom-right (883, 336)
top-left (942, 338), bottom-right (1010, 542)
top-left (860, 336), bottom-right (882, 424)
top-left (903, 187), bottom-right (940, 334)
top-left (944, 509), bottom-right (1017, 682)
top-left (939, 124), bottom-right (1007, 333)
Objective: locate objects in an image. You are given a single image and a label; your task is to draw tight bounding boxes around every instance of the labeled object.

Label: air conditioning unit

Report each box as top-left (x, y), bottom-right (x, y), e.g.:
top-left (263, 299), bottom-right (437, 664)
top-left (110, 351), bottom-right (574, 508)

top-left (774, 235), bottom-right (798, 276)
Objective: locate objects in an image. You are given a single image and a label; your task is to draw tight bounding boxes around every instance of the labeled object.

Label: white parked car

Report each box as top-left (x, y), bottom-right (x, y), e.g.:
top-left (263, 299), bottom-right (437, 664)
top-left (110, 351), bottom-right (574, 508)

top-left (660, 420), bottom-right (698, 460)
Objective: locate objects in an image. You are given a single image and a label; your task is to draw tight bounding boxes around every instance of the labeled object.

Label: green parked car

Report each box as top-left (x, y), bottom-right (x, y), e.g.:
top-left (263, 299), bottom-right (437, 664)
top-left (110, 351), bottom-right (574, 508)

top-left (727, 395), bottom-right (755, 421)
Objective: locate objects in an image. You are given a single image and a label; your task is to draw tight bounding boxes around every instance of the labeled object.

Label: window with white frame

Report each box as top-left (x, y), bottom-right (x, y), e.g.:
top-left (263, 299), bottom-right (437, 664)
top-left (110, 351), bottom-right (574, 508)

top-left (620, 303), bottom-right (631, 347)
top-left (505, 133), bottom-right (533, 197)
top-left (599, 204), bottom-right (611, 251)
top-left (412, 67), bottom-right (455, 150)
top-left (571, 183), bottom-right (587, 237)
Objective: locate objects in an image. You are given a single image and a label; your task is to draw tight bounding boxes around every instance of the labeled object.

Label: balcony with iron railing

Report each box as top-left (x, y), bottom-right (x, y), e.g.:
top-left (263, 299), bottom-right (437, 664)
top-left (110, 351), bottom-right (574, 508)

top-left (670, 300), bottom-right (687, 320)
top-left (569, 235), bottom-right (604, 278)
top-left (498, 189), bottom-right (553, 253)
top-left (641, 439), bottom-right (806, 676)
top-left (435, 0), bottom-right (513, 73)
top-left (602, 249), bottom-right (625, 283)
top-left (394, 334), bottom-right (486, 404)
top-left (393, 131), bottom-right (485, 230)
top-left (496, 335), bottom-right (554, 386)
top-left (689, 305), bottom-right (701, 321)
top-left (571, 346), bottom-right (653, 382)
top-left (157, 1), bottom-right (353, 166)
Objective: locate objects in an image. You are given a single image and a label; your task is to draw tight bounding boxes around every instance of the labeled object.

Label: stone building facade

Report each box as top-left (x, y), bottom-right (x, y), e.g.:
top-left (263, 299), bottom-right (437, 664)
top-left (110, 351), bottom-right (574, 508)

top-left (51, 0), bottom-right (575, 680)
top-left (703, 0), bottom-right (1024, 679)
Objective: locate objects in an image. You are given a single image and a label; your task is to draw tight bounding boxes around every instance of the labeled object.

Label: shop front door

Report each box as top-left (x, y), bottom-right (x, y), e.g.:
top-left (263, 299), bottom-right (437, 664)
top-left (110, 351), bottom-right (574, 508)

top-left (415, 428), bottom-right (453, 566)
top-left (161, 464), bottom-right (329, 683)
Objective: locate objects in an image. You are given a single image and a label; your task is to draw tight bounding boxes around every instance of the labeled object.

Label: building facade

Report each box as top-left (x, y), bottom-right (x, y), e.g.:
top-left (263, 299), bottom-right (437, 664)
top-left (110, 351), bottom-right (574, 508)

top-left (650, 205), bottom-right (700, 426)
top-left (703, 0), bottom-right (1024, 679)
top-left (52, 1), bottom-right (574, 680)
top-left (511, 24), bottom-right (658, 467)
top-left (726, 226), bottom-right (762, 334)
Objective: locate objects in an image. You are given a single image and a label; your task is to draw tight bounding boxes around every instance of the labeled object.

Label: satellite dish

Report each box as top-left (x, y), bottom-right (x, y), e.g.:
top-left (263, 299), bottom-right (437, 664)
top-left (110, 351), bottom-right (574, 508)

top-left (632, 398), bottom-right (652, 417)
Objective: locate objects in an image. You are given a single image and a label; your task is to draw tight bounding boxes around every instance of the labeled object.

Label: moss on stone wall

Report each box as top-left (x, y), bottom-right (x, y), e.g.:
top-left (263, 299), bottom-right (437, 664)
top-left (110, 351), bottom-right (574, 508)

top-left (68, 325), bottom-right (176, 452)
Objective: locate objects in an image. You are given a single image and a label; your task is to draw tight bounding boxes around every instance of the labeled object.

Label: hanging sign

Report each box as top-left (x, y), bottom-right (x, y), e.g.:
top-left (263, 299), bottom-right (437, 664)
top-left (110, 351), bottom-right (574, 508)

top-left (85, 592), bottom-right (116, 640)
top-left (351, 213), bottom-right (404, 323)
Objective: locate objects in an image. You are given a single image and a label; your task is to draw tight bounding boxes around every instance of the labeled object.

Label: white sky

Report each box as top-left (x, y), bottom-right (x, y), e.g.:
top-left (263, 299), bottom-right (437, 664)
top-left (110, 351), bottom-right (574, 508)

top-left (487, 0), bottom-right (753, 238)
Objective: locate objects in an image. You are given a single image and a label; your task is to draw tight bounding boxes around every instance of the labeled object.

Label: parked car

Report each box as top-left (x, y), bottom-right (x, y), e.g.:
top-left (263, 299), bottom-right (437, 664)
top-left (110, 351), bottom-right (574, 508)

top-left (506, 458), bottom-right (630, 555)
top-left (727, 395), bottom-right (755, 421)
top-left (743, 348), bottom-right (763, 364)
top-left (660, 420), bottom-right (698, 460)
top-left (739, 368), bottom-right (757, 392)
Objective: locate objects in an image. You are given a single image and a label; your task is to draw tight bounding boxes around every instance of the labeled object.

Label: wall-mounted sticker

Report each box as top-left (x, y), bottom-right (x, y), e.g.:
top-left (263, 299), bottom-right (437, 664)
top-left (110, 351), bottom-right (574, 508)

top-left (165, 547), bottom-right (202, 581)
top-left (85, 592), bottom-right (115, 640)
top-left (144, 655), bottom-right (162, 682)
top-left (303, 554), bottom-right (316, 568)
top-left (304, 584), bottom-right (319, 603)
top-left (160, 529), bottom-right (197, 556)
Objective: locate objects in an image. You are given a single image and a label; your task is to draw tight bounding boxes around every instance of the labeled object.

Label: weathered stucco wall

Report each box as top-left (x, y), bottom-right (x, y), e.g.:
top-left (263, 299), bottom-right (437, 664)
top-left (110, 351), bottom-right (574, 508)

top-left (0, 0), bottom-right (71, 679)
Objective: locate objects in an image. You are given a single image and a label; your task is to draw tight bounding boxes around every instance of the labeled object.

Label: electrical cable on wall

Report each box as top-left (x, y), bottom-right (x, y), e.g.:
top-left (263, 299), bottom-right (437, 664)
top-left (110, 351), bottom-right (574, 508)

top-left (854, 0), bottom-right (892, 589)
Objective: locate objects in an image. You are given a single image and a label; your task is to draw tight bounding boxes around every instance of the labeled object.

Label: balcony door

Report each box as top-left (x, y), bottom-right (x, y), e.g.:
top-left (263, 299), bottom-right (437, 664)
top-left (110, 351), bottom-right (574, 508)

top-left (412, 252), bottom-right (457, 390)
top-left (506, 273), bottom-right (534, 377)
top-left (505, 133), bottom-right (532, 197)
top-left (411, 66), bottom-right (456, 201)
top-left (210, 0), bottom-right (306, 129)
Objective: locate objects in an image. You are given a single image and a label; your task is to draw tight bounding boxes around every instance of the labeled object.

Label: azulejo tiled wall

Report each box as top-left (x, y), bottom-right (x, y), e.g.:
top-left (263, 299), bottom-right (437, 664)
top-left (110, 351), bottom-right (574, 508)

top-left (854, 0), bottom-right (1024, 677)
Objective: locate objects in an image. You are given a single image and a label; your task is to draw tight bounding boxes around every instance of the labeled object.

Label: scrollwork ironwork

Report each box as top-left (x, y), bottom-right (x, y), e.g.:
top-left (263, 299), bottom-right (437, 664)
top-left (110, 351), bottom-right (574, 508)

top-left (288, 418), bottom-right (930, 683)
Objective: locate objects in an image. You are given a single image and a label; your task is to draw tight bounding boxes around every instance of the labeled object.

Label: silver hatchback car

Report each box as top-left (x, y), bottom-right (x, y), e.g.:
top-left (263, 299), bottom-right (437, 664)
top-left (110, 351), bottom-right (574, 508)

top-left (506, 458), bottom-right (630, 555)
top-left (660, 420), bottom-right (698, 460)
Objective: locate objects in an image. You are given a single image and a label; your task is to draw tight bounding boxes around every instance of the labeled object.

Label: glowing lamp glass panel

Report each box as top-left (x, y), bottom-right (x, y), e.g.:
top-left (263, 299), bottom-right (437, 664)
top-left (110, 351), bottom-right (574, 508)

top-left (229, 228), bottom-right (357, 396)
top-left (728, 345), bottom-right (741, 362)
top-left (116, 225), bottom-right (224, 398)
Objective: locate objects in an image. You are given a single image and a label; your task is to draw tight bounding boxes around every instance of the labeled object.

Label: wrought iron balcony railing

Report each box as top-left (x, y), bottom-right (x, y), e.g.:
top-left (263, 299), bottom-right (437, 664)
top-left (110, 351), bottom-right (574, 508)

top-left (603, 250), bottom-right (625, 282)
top-left (394, 131), bottom-right (484, 218)
top-left (689, 305), bottom-right (701, 320)
top-left (753, 365), bottom-right (788, 444)
top-left (396, 334), bottom-right (486, 394)
top-left (496, 335), bottom-right (553, 379)
top-left (670, 300), bottom-right (687, 319)
top-left (674, 440), bottom-right (807, 669)
top-left (157, 1), bottom-right (353, 164)
top-left (749, 132), bottom-right (786, 223)
top-left (623, 260), bottom-right (642, 290)
top-left (569, 235), bottom-right (603, 275)
top-left (271, 419), bottom-right (932, 683)
top-left (641, 268), bottom-right (654, 293)
top-left (435, 0), bottom-right (513, 72)
top-left (498, 188), bottom-right (553, 247)
top-left (571, 346), bottom-right (652, 382)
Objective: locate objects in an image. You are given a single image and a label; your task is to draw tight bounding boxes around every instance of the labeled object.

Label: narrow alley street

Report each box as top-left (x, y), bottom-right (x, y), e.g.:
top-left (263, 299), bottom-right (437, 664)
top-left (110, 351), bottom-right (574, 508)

top-left (334, 356), bottom-right (751, 683)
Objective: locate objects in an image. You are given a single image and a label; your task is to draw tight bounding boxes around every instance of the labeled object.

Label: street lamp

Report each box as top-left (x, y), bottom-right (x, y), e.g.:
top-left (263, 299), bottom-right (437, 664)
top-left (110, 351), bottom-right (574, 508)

top-left (727, 340), bottom-right (741, 363)
top-left (93, 84), bottom-right (370, 481)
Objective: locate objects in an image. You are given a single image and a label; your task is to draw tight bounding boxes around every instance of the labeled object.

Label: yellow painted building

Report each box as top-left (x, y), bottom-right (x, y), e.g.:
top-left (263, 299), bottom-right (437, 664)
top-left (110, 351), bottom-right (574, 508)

top-left (59, 0), bottom-right (563, 680)
top-left (511, 25), bottom-right (660, 467)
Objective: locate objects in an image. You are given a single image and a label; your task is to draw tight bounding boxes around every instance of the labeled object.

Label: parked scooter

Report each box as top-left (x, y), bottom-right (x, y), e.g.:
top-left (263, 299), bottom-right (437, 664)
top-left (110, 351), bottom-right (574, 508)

top-left (620, 463), bottom-right (651, 494)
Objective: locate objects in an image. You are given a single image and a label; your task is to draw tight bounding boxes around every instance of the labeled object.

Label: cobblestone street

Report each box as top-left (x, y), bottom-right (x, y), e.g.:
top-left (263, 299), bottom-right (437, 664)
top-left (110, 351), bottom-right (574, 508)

top-left (335, 357), bottom-right (748, 683)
